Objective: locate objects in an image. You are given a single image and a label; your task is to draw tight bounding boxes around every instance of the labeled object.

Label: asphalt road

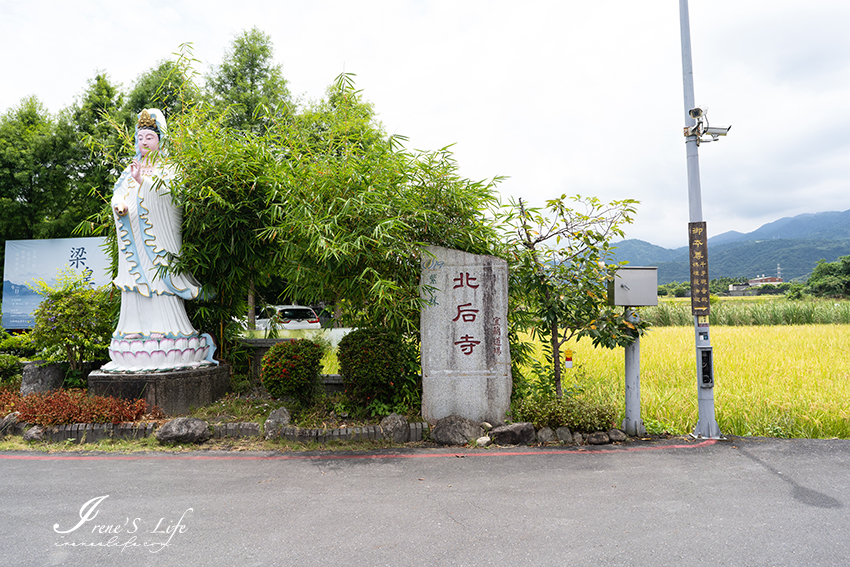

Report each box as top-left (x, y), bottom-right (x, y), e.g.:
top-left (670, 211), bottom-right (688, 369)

top-left (2, 436), bottom-right (849, 567)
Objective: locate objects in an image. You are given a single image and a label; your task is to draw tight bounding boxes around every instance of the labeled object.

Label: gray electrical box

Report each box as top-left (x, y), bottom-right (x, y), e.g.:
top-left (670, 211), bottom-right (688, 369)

top-left (608, 267), bottom-right (658, 307)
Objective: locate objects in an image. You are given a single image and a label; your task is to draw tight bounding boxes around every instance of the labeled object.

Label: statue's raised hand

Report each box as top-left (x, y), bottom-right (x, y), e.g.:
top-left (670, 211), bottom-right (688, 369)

top-left (130, 159), bottom-right (143, 186)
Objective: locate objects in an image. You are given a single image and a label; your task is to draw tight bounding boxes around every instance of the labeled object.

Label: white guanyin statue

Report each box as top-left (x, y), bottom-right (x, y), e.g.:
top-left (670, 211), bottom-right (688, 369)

top-left (101, 108), bottom-right (217, 373)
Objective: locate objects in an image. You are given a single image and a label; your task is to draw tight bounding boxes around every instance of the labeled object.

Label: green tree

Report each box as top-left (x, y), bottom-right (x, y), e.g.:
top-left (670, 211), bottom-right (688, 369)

top-left (0, 97), bottom-right (78, 278)
top-left (168, 101), bottom-right (288, 348)
top-left (167, 71), bottom-right (502, 353)
top-left (206, 27), bottom-right (291, 131)
top-left (68, 73), bottom-right (127, 222)
top-left (124, 59), bottom-right (195, 122)
top-left (264, 74), bottom-right (501, 335)
top-left (203, 29), bottom-right (291, 323)
top-left (502, 195), bottom-right (642, 397)
top-left (807, 256), bottom-right (850, 297)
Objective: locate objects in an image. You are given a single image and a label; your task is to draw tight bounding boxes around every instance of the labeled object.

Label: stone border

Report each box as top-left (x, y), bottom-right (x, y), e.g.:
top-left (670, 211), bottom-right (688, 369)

top-left (3, 420), bottom-right (430, 445)
top-left (5, 422), bottom-right (156, 443)
top-left (268, 422), bottom-right (429, 444)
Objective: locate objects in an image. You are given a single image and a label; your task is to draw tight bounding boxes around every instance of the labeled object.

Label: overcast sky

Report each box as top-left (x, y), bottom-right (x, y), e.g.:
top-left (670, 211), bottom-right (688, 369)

top-left (2, 0), bottom-right (849, 248)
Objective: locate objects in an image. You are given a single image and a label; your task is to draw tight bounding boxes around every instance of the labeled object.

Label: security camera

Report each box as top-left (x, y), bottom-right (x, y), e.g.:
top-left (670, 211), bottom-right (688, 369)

top-left (706, 125), bottom-right (731, 137)
top-left (688, 107), bottom-right (705, 119)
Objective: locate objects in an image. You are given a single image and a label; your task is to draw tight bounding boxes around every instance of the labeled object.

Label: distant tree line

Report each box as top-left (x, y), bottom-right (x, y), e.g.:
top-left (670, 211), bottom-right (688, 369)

top-left (658, 256), bottom-right (850, 300)
top-left (806, 256), bottom-right (850, 298)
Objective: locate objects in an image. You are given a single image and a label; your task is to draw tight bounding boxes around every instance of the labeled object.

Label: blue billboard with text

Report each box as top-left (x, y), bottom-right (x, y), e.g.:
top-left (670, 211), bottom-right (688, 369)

top-left (2, 238), bottom-right (111, 329)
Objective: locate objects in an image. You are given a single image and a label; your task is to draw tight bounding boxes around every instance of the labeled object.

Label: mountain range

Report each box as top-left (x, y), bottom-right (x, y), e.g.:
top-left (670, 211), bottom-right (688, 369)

top-left (610, 210), bottom-right (850, 285)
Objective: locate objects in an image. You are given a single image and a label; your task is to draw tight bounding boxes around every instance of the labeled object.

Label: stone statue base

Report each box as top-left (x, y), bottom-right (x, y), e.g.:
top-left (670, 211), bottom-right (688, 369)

top-left (88, 364), bottom-right (230, 416)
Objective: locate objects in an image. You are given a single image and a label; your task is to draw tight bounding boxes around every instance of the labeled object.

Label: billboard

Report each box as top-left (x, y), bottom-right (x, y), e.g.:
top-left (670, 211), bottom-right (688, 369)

top-left (2, 238), bottom-right (112, 329)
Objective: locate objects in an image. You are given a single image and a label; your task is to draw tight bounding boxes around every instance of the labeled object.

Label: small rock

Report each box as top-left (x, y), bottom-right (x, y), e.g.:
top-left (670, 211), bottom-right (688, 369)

top-left (380, 413), bottom-right (409, 443)
top-left (475, 436), bottom-right (492, 447)
top-left (608, 428), bottom-right (627, 442)
top-left (586, 431), bottom-right (610, 445)
top-left (537, 427), bottom-right (557, 444)
top-left (0, 412), bottom-right (20, 436)
top-left (555, 426), bottom-right (573, 444)
top-left (264, 407), bottom-right (292, 440)
top-left (572, 432), bottom-right (583, 444)
top-left (490, 422), bottom-right (536, 446)
top-left (20, 362), bottom-right (64, 396)
top-left (155, 418), bottom-right (211, 444)
top-left (23, 425), bottom-right (44, 442)
top-left (431, 415), bottom-right (484, 446)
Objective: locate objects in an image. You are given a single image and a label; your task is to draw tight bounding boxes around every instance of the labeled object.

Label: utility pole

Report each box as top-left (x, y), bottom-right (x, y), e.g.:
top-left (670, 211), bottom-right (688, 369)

top-left (679, 0), bottom-right (723, 438)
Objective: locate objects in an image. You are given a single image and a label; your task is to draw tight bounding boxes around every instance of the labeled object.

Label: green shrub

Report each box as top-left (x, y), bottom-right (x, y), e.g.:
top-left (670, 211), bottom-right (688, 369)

top-left (511, 394), bottom-right (616, 432)
top-left (29, 269), bottom-right (117, 371)
top-left (337, 328), bottom-right (417, 415)
top-left (0, 333), bottom-right (39, 358)
top-left (229, 373), bottom-right (254, 395)
top-left (261, 339), bottom-right (325, 405)
top-left (0, 354), bottom-right (23, 385)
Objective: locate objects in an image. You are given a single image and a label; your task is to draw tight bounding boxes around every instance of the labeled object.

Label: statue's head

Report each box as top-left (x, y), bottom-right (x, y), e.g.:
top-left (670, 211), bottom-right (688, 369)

top-left (135, 109), bottom-right (167, 160)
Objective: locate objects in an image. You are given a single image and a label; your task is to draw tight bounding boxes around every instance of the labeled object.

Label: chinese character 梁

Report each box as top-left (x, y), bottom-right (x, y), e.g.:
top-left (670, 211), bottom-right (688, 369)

top-left (69, 247), bottom-right (87, 269)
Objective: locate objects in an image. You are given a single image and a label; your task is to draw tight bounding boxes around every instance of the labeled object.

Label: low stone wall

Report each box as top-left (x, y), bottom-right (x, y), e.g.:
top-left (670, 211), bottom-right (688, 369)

top-left (4, 420), bottom-right (430, 445)
top-left (269, 422), bottom-right (429, 444)
top-left (240, 338), bottom-right (293, 381)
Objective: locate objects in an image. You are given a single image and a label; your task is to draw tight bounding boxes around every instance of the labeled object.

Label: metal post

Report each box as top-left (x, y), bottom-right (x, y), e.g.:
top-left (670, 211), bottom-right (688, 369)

top-left (680, 0), bottom-right (721, 439)
top-left (622, 307), bottom-right (646, 436)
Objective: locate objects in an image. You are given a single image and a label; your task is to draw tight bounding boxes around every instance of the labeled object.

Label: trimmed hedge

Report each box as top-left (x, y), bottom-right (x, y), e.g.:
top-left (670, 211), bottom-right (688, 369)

top-left (261, 340), bottom-right (324, 405)
top-left (337, 328), bottom-right (414, 410)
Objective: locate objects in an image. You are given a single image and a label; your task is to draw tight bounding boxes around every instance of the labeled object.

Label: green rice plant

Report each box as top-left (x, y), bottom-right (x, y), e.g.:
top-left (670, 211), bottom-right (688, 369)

top-left (517, 325), bottom-right (850, 438)
top-left (642, 299), bottom-right (850, 327)
top-left (641, 302), bottom-right (692, 327)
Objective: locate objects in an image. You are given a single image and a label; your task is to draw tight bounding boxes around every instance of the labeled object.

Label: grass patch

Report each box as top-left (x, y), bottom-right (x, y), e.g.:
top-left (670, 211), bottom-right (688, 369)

top-left (189, 394), bottom-right (290, 424)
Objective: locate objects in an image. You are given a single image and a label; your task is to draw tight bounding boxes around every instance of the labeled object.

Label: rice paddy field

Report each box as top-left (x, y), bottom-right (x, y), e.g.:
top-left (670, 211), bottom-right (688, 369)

top-left (549, 324), bottom-right (850, 438)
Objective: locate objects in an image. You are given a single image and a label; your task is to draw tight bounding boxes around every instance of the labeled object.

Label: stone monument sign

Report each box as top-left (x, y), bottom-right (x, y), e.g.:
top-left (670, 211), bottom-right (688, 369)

top-left (420, 245), bottom-right (511, 425)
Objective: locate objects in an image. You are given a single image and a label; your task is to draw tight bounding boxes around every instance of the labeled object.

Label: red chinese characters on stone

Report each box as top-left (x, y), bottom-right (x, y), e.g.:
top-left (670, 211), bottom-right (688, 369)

top-left (454, 334), bottom-right (481, 355)
top-left (452, 303), bottom-right (479, 323)
top-left (451, 272), bottom-right (482, 355)
top-left (453, 272), bottom-right (479, 289)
